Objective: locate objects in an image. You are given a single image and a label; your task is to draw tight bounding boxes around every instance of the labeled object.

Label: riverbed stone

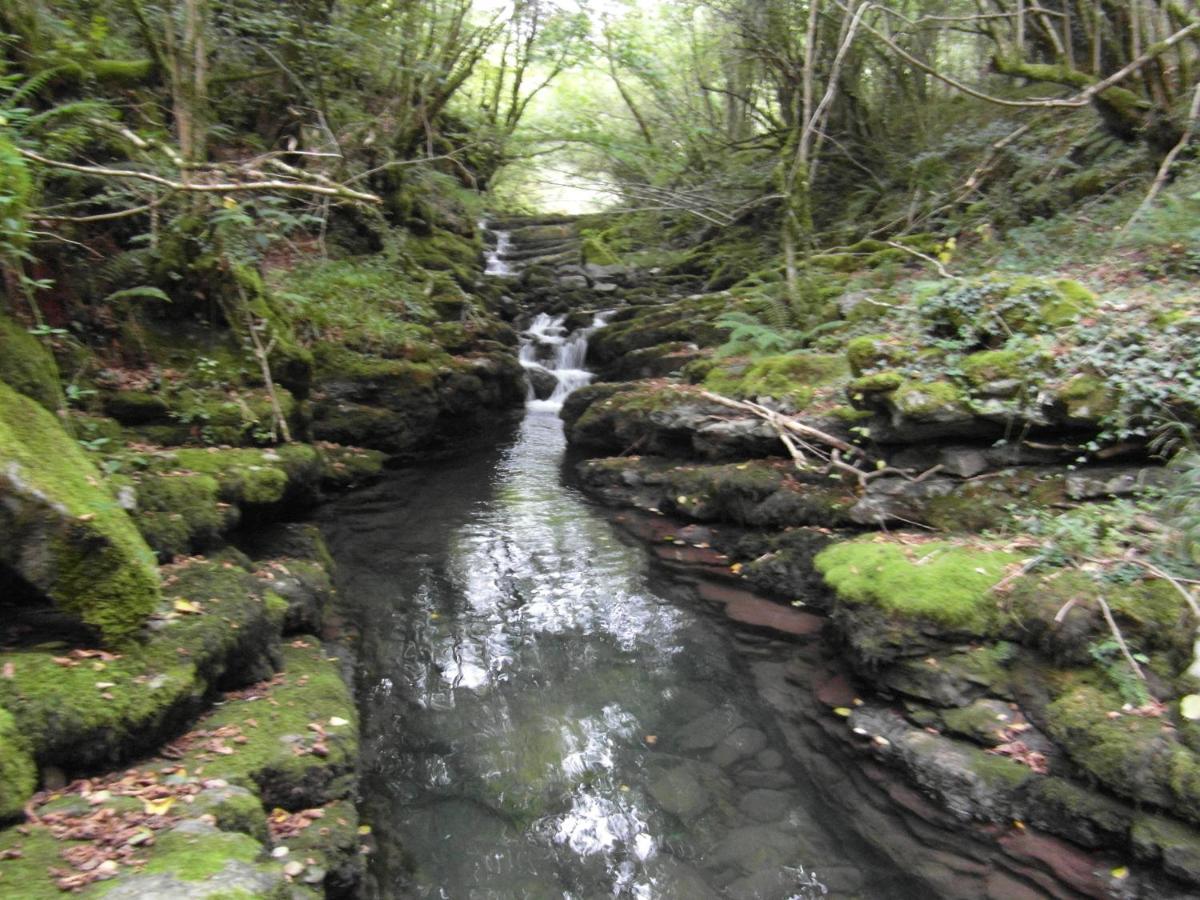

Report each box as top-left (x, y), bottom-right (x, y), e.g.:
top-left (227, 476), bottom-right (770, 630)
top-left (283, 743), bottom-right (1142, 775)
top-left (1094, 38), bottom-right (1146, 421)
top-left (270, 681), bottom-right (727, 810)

top-left (738, 788), bottom-right (792, 822)
top-left (645, 765), bottom-right (712, 821)
top-left (674, 707), bottom-right (744, 751)
top-left (711, 727), bottom-right (769, 768)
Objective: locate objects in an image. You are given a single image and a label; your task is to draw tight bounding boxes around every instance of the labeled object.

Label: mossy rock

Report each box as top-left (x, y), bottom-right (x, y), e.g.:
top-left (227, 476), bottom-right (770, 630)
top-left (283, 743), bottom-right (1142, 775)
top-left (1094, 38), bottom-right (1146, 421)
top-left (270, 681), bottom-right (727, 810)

top-left (1045, 678), bottom-right (1200, 822)
top-left (316, 443), bottom-right (386, 490)
top-left (168, 445), bottom-right (321, 508)
top-left (849, 371), bottom-right (904, 395)
top-left (1056, 374), bottom-right (1118, 423)
top-left (0, 708), bottom-right (36, 820)
top-left (133, 472), bottom-right (230, 560)
top-left (960, 348), bottom-right (1042, 387)
top-left (891, 380), bottom-right (972, 422)
top-left (703, 353), bottom-right (847, 410)
top-left (0, 314), bottom-right (61, 411)
top-left (1025, 776), bottom-right (1133, 850)
top-left (916, 275), bottom-right (1096, 343)
top-left (846, 334), bottom-right (907, 376)
top-left (1131, 813), bottom-right (1200, 885)
top-left (1008, 571), bottom-right (1193, 666)
top-left (815, 537), bottom-right (1022, 633)
top-left (0, 559), bottom-right (281, 770)
top-left (102, 390), bottom-right (171, 426)
top-left (0, 383), bottom-right (160, 643)
top-left (160, 640), bottom-right (356, 811)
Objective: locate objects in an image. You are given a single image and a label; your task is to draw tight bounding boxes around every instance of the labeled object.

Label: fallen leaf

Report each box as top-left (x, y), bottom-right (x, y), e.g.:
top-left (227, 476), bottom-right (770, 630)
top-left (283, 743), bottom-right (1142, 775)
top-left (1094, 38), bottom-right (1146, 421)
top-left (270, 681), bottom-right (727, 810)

top-left (143, 797), bottom-right (175, 816)
top-left (173, 599), bottom-right (202, 615)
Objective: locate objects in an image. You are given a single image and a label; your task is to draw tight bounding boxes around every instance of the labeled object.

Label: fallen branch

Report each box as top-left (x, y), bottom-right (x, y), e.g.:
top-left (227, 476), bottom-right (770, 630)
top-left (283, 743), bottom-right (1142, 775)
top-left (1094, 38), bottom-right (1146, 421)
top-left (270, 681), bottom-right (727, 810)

top-left (1097, 594), bottom-right (1148, 687)
top-left (885, 240), bottom-right (960, 280)
top-left (18, 149), bottom-right (381, 204)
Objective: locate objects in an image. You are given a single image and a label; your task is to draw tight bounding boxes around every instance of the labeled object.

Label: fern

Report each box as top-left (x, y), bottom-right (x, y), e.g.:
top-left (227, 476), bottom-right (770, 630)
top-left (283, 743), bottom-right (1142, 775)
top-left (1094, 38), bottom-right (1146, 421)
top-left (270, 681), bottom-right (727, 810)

top-left (103, 286), bottom-right (171, 304)
top-left (714, 311), bottom-right (802, 358)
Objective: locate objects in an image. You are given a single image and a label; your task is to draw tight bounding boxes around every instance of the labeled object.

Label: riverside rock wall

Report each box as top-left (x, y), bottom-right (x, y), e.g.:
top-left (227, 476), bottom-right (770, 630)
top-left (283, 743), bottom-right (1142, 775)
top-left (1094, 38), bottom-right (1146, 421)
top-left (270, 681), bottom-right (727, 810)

top-left (0, 223), bottom-right (530, 897)
top-left (551, 255), bottom-right (1200, 898)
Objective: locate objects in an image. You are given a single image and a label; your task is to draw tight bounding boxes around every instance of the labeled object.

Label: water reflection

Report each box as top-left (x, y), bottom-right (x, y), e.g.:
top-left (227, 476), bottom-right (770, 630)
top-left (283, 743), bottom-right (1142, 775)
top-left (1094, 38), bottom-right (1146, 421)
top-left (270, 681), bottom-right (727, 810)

top-left (324, 405), bottom-right (921, 899)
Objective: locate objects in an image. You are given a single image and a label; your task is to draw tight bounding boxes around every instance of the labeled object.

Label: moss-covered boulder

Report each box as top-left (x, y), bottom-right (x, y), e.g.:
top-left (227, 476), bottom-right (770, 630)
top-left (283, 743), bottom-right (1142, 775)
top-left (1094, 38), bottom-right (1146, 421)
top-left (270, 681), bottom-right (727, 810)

top-left (1045, 679), bottom-right (1200, 823)
top-left (0, 558), bottom-right (281, 770)
top-left (816, 537), bottom-right (1022, 634)
top-left (0, 708), bottom-right (36, 820)
top-left (702, 353), bottom-right (847, 410)
top-left (0, 314), bottom-right (61, 411)
top-left (0, 383), bottom-right (160, 643)
top-left (160, 640), bottom-right (357, 811)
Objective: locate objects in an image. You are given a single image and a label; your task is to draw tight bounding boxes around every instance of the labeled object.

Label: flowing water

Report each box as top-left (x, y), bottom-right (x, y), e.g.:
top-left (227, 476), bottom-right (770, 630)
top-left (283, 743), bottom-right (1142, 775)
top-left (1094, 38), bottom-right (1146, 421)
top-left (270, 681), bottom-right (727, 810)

top-left (321, 316), bottom-right (926, 899)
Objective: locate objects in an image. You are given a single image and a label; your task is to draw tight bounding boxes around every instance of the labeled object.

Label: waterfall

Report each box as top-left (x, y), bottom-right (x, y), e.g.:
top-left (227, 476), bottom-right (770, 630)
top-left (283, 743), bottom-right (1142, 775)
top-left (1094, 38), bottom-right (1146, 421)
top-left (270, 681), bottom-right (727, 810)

top-left (520, 312), bottom-right (609, 413)
top-left (481, 222), bottom-right (514, 276)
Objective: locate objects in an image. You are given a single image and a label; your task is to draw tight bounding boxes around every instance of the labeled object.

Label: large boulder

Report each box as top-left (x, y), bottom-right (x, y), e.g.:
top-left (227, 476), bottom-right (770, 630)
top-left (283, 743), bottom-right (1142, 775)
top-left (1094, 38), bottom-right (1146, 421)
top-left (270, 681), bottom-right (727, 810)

top-left (0, 382), bottom-right (160, 642)
top-left (0, 314), bottom-right (61, 411)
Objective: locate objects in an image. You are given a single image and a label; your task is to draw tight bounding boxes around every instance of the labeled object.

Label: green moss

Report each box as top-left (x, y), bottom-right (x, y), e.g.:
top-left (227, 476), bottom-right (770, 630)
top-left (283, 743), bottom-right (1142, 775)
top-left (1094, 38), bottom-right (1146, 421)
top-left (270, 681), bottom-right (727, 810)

top-left (703, 353), bottom-right (847, 408)
top-left (815, 538), bottom-right (1021, 632)
top-left (0, 709), bottom-right (35, 820)
top-left (892, 380), bottom-right (971, 420)
top-left (164, 641), bottom-right (356, 810)
top-left (134, 472), bottom-right (227, 559)
top-left (849, 371), bottom-right (904, 394)
top-left (0, 314), bottom-right (61, 410)
top-left (1056, 374), bottom-right (1117, 421)
top-left (580, 228), bottom-right (621, 264)
top-left (0, 559), bottom-right (278, 767)
top-left (961, 349), bottom-right (1032, 386)
top-left (0, 134), bottom-right (32, 251)
top-left (1046, 678), bottom-right (1200, 820)
top-left (90, 58), bottom-right (154, 83)
top-left (144, 828), bottom-right (264, 881)
top-left (846, 334), bottom-right (906, 375)
top-left (167, 445), bottom-right (319, 507)
top-left (0, 383), bottom-right (160, 642)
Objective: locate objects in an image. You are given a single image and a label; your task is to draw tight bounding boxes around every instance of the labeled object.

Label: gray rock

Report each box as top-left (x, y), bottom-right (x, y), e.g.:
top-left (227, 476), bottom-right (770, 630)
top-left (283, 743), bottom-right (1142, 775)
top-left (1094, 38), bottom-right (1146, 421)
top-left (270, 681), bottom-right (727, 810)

top-left (734, 769), bottom-right (796, 789)
top-left (645, 765), bottom-right (711, 821)
top-left (1066, 465), bottom-right (1166, 500)
top-left (524, 365), bottom-right (558, 401)
top-left (592, 282), bottom-right (620, 293)
top-left (939, 447), bottom-right (990, 478)
top-left (754, 749), bottom-right (784, 770)
top-left (674, 707), bottom-right (744, 751)
top-left (709, 824), bottom-right (809, 873)
top-left (738, 788), bottom-right (792, 822)
top-left (711, 727), bottom-right (769, 768)
top-left (557, 275), bottom-right (590, 290)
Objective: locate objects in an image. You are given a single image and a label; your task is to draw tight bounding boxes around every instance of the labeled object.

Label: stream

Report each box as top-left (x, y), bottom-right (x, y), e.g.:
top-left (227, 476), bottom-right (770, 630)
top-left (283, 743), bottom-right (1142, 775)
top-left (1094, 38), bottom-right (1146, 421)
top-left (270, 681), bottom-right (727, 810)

top-left (320, 311), bottom-right (928, 898)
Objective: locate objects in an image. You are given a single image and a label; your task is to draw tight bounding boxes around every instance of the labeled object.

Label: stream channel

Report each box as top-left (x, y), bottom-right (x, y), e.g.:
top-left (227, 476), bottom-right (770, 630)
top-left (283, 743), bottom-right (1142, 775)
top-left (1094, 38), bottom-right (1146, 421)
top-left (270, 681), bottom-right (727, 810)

top-left (320, 311), bottom-right (928, 899)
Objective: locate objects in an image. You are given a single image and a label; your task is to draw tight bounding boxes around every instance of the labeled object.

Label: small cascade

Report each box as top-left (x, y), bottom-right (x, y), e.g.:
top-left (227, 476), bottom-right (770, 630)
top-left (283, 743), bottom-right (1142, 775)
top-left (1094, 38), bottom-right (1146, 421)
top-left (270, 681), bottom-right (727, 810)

top-left (480, 221), bottom-right (514, 276)
top-left (519, 312), bottom-right (608, 412)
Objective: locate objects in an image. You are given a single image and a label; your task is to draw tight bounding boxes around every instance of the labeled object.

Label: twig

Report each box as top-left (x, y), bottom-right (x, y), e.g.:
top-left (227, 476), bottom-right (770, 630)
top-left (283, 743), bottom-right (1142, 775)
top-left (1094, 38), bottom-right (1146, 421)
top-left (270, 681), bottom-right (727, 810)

top-left (885, 241), bottom-right (961, 280)
top-left (1097, 594), bottom-right (1148, 685)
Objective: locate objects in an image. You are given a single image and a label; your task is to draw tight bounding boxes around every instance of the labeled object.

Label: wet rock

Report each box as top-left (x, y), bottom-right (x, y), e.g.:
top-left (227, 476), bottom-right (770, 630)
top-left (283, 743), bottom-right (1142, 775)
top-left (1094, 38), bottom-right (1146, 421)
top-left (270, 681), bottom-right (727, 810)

top-left (1025, 777), bottom-right (1133, 850)
top-left (754, 749), bottom-right (784, 770)
top-left (734, 769), bottom-right (797, 789)
top-left (525, 364), bottom-right (558, 400)
top-left (848, 705), bottom-right (1034, 823)
top-left (711, 727), bottom-right (769, 768)
top-left (724, 866), bottom-right (806, 900)
top-left (674, 707), bottom-right (745, 752)
top-left (709, 823), bottom-right (812, 873)
top-left (848, 475), bottom-right (956, 526)
top-left (1131, 813), bottom-right (1200, 885)
top-left (738, 788), bottom-right (792, 822)
top-left (645, 765), bottom-right (712, 821)
top-left (879, 646), bottom-right (1016, 708)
